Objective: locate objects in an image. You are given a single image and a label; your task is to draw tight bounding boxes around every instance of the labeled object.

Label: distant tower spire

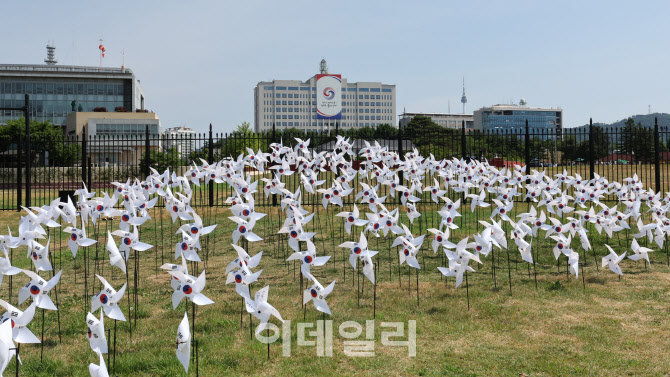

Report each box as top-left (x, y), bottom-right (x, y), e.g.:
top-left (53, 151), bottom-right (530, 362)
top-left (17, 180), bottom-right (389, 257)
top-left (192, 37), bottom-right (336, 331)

top-left (44, 44), bottom-right (57, 65)
top-left (320, 58), bottom-right (328, 74)
top-left (460, 77), bottom-right (467, 114)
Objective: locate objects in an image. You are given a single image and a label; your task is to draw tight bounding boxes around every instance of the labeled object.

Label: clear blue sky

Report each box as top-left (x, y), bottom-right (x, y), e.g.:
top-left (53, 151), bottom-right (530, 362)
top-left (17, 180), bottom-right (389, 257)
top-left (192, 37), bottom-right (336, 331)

top-left (3, 0), bottom-right (669, 134)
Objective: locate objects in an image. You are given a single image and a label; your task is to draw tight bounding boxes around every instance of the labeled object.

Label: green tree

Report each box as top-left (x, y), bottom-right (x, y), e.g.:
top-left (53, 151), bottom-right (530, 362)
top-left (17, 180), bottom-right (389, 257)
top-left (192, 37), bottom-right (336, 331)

top-left (0, 117), bottom-right (80, 166)
top-left (373, 123), bottom-right (398, 139)
top-left (355, 126), bottom-right (375, 141)
top-left (618, 118), bottom-right (659, 163)
top-left (403, 115), bottom-right (442, 136)
top-left (212, 122), bottom-right (269, 159)
top-left (140, 147), bottom-right (182, 172)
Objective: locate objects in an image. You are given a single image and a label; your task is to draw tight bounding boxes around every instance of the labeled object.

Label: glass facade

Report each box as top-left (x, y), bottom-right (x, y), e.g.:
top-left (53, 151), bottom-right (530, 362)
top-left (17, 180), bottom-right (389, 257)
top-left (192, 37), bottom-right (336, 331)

top-left (481, 109), bottom-right (561, 132)
top-left (95, 123), bottom-right (159, 137)
top-left (0, 77), bottom-right (132, 126)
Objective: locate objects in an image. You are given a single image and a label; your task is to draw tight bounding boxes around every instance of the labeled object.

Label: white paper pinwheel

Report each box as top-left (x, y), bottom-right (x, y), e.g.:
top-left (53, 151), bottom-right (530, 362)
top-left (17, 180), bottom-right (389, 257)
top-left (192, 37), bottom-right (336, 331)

top-left (628, 238), bottom-right (653, 264)
top-left (178, 213), bottom-right (217, 239)
top-left (287, 240), bottom-right (330, 280)
top-left (105, 231), bottom-right (126, 273)
top-left (425, 178), bottom-right (446, 203)
top-left (229, 216), bottom-right (262, 244)
top-left (245, 285), bottom-right (284, 335)
top-left (28, 237), bottom-right (52, 272)
top-left (174, 230), bottom-right (202, 262)
top-left (399, 238), bottom-right (422, 269)
top-left (438, 238), bottom-right (481, 287)
top-left (169, 270), bottom-right (214, 309)
top-left (176, 312), bottom-right (191, 373)
top-left (550, 234), bottom-right (573, 260)
top-left (405, 203), bottom-right (421, 224)
top-left (0, 317), bottom-right (17, 376)
top-left (86, 311), bottom-right (107, 353)
top-left (303, 278), bottom-right (335, 315)
top-left (339, 233), bottom-right (370, 270)
top-left (602, 245), bottom-right (626, 276)
top-left (336, 204), bottom-right (368, 235)
top-left (568, 250), bottom-right (580, 278)
top-left (118, 208), bottom-right (150, 232)
top-left (466, 190), bottom-right (491, 212)
top-left (359, 250), bottom-right (378, 284)
top-left (472, 227), bottom-right (499, 257)
top-left (112, 226), bottom-right (153, 260)
top-left (18, 269), bottom-right (62, 310)
top-left (491, 199), bottom-right (514, 222)
top-left (59, 196), bottom-right (78, 225)
top-left (279, 225), bottom-right (316, 252)
top-left (0, 300), bottom-right (39, 344)
top-left (89, 350), bottom-right (110, 377)
top-left (226, 244), bottom-right (263, 274)
top-left (91, 275), bottom-right (127, 321)
top-left (166, 195), bottom-right (193, 222)
top-left (226, 262), bottom-right (262, 301)
top-left (0, 252), bottom-right (21, 287)
top-left (63, 221), bottom-right (96, 258)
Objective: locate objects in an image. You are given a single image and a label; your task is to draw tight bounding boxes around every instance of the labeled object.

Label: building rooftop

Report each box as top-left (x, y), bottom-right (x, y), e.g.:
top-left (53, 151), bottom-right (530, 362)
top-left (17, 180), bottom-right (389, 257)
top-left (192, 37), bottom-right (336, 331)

top-left (400, 112), bottom-right (473, 117)
top-left (480, 104), bottom-right (562, 111)
top-left (0, 64), bottom-right (134, 76)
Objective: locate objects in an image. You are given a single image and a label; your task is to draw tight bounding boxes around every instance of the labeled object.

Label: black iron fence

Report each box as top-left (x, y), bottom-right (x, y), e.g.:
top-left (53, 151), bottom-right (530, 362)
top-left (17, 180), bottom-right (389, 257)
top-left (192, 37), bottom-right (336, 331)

top-left (1, 119), bottom-right (669, 210)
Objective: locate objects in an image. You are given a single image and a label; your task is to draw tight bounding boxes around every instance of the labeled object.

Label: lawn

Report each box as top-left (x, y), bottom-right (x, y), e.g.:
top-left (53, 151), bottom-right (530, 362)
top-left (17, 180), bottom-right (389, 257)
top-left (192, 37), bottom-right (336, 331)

top-left (0, 190), bottom-right (669, 377)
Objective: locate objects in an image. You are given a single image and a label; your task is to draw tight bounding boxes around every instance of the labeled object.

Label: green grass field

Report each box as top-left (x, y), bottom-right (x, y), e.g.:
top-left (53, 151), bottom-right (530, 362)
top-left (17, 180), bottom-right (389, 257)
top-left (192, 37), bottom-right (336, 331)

top-left (0, 196), bottom-right (669, 376)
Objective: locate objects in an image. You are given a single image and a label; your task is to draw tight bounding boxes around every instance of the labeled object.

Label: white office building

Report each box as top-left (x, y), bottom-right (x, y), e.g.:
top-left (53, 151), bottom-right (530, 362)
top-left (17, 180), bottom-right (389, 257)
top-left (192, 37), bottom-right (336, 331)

top-left (254, 59), bottom-right (396, 133)
top-left (163, 126), bottom-right (196, 157)
top-left (399, 111), bottom-right (474, 130)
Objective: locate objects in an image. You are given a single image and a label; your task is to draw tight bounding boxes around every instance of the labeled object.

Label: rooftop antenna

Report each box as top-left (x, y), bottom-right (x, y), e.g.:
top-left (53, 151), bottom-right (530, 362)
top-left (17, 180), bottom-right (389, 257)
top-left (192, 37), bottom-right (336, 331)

top-left (460, 77), bottom-right (467, 114)
top-left (320, 58), bottom-right (328, 74)
top-left (448, 100), bottom-right (451, 114)
top-left (44, 43), bottom-right (57, 65)
top-left (121, 48), bottom-right (125, 72)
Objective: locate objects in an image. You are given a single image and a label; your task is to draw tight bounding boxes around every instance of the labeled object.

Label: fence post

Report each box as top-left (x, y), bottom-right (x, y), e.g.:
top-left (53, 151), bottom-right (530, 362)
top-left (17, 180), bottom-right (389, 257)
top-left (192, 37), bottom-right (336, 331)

top-left (461, 120), bottom-right (466, 160)
top-left (589, 118), bottom-right (595, 180)
top-left (88, 156), bottom-right (93, 190)
top-left (396, 124), bottom-right (403, 205)
top-left (208, 124), bottom-right (214, 207)
top-left (143, 125), bottom-right (150, 178)
top-left (82, 126), bottom-right (87, 187)
top-left (655, 117), bottom-right (661, 193)
top-left (24, 94), bottom-right (31, 208)
top-left (16, 117), bottom-right (22, 211)
top-left (272, 123), bottom-right (277, 207)
top-left (525, 120), bottom-right (530, 182)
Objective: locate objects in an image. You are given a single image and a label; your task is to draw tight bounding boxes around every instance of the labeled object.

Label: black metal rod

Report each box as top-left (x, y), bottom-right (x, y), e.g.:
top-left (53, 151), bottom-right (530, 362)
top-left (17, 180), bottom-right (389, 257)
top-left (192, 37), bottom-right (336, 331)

top-left (24, 94), bottom-right (31, 208)
top-left (209, 124), bottom-right (214, 207)
top-left (655, 117), bottom-right (661, 193)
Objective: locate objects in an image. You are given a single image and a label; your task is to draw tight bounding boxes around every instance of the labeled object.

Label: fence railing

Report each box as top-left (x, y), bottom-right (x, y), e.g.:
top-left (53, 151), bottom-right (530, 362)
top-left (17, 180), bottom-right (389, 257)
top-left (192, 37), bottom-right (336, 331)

top-left (1, 119), bottom-right (668, 210)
